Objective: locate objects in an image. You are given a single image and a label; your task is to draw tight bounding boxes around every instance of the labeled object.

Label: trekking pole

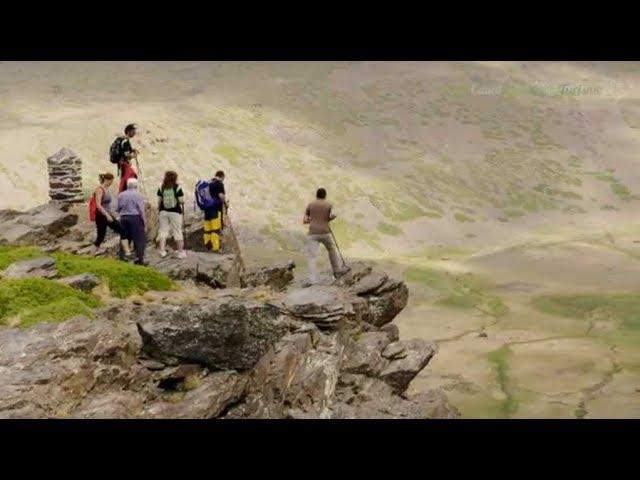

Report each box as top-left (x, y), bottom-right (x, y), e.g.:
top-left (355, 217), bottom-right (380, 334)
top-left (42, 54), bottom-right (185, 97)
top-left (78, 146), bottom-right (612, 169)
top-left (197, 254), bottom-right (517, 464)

top-left (134, 153), bottom-right (147, 197)
top-left (329, 226), bottom-right (348, 269)
top-left (182, 209), bottom-right (187, 248)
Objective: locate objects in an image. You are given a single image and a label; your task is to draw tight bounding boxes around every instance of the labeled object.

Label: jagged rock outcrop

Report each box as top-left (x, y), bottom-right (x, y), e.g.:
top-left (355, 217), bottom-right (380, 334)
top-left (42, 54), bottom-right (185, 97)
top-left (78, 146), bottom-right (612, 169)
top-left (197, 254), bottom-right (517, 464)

top-left (1, 257), bottom-right (58, 279)
top-left (0, 198), bottom-right (459, 419)
top-left (0, 280), bottom-right (457, 419)
top-left (334, 262), bottom-right (409, 327)
top-left (268, 267), bottom-right (410, 330)
top-left (379, 339), bottom-right (438, 393)
top-left (225, 326), bottom-right (344, 419)
top-left (0, 316), bottom-right (145, 418)
top-left (331, 378), bottom-right (459, 419)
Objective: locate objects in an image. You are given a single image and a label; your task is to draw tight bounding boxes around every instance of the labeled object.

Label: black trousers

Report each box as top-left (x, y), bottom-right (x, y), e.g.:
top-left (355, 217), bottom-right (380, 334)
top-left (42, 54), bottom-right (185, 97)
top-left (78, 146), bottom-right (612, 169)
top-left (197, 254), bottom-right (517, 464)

top-left (95, 213), bottom-right (122, 247)
top-left (120, 215), bottom-right (146, 263)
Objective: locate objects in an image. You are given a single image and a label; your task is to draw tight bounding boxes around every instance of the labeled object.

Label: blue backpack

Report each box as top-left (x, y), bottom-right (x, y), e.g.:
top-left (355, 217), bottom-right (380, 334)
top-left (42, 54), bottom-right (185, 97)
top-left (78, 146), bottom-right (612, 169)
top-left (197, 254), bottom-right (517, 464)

top-left (194, 179), bottom-right (221, 211)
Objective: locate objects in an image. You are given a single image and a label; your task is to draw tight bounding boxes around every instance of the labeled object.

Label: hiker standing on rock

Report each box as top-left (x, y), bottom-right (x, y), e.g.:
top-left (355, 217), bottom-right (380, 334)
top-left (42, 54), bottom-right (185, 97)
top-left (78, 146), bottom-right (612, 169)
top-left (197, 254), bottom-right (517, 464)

top-left (157, 170), bottom-right (186, 259)
top-left (303, 188), bottom-right (348, 286)
top-left (109, 123), bottom-right (140, 193)
top-left (196, 170), bottom-right (228, 253)
top-left (90, 173), bottom-right (132, 259)
top-left (117, 178), bottom-right (147, 265)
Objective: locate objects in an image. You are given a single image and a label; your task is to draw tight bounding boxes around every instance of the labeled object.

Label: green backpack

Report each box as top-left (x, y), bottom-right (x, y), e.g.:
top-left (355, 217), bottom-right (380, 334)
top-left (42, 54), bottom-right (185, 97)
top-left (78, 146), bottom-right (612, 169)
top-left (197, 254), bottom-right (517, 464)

top-left (161, 187), bottom-right (179, 210)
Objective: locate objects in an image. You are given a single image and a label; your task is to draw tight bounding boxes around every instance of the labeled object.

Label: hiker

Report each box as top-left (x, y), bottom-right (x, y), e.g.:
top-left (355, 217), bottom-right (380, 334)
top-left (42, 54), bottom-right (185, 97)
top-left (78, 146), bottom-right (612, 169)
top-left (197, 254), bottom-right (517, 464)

top-left (109, 123), bottom-right (140, 193)
top-left (117, 178), bottom-right (147, 265)
top-left (157, 170), bottom-right (186, 259)
top-left (303, 188), bottom-right (348, 286)
top-left (196, 170), bottom-right (228, 253)
top-left (91, 173), bottom-right (131, 258)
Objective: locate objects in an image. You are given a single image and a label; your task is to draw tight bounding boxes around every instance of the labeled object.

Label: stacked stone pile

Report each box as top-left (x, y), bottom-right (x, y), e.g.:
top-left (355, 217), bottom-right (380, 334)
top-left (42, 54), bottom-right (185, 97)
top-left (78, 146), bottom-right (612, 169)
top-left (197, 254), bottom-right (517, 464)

top-left (47, 148), bottom-right (84, 203)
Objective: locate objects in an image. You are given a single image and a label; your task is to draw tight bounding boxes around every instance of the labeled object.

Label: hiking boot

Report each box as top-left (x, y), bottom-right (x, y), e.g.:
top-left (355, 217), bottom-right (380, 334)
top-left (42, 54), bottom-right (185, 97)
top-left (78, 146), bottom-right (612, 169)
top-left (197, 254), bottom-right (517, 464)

top-left (159, 250), bottom-right (168, 258)
top-left (135, 259), bottom-right (149, 266)
top-left (175, 250), bottom-right (187, 259)
top-left (119, 252), bottom-right (134, 262)
top-left (334, 266), bottom-right (351, 279)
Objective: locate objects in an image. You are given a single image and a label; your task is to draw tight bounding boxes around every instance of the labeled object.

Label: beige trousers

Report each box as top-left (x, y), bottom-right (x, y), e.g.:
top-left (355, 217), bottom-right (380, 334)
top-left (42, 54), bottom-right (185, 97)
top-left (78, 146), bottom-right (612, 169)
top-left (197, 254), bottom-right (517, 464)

top-left (306, 233), bottom-right (341, 284)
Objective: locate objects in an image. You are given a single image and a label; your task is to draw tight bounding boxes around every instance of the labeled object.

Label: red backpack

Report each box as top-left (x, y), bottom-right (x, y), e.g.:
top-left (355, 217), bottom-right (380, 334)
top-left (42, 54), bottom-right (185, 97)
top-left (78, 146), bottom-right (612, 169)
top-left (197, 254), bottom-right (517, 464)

top-left (88, 187), bottom-right (105, 222)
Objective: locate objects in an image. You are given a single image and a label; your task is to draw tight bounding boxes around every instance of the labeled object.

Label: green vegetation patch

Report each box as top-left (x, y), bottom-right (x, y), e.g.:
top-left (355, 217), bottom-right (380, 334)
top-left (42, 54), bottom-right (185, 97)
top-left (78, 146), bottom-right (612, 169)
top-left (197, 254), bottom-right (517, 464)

top-left (454, 212), bottom-right (475, 223)
top-left (330, 220), bottom-right (382, 251)
top-left (376, 222), bottom-right (403, 236)
top-left (487, 346), bottom-right (518, 418)
top-left (503, 209), bottom-right (525, 218)
top-left (534, 183), bottom-right (582, 200)
top-left (0, 278), bottom-right (100, 328)
top-left (503, 190), bottom-right (557, 213)
top-left (211, 144), bottom-right (244, 167)
top-left (368, 194), bottom-right (429, 222)
top-left (405, 265), bottom-right (508, 317)
top-left (53, 252), bottom-right (174, 298)
top-left (18, 297), bottom-right (97, 328)
top-left (0, 246), bottom-right (43, 270)
top-left (532, 293), bottom-right (640, 331)
top-left (611, 182), bottom-right (631, 200)
top-left (563, 205), bottom-right (587, 214)
top-left (589, 171), bottom-right (633, 200)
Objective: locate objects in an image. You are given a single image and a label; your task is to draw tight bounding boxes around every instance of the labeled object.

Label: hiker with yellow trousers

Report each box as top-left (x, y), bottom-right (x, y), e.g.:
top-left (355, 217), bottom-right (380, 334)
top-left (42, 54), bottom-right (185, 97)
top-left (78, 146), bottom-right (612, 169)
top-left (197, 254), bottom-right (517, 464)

top-left (195, 170), bottom-right (228, 253)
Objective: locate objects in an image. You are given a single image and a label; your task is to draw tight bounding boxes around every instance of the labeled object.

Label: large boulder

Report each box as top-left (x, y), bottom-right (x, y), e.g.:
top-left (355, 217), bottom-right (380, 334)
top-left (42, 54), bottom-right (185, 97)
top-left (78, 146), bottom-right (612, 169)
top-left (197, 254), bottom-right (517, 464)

top-left (136, 296), bottom-right (296, 370)
top-left (149, 250), bottom-right (243, 289)
top-left (57, 273), bottom-right (101, 292)
top-left (243, 261), bottom-right (296, 290)
top-left (275, 285), bottom-right (370, 330)
top-left (0, 203), bottom-right (78, 246)
top-left (1, 257), bottom-right (58, 280)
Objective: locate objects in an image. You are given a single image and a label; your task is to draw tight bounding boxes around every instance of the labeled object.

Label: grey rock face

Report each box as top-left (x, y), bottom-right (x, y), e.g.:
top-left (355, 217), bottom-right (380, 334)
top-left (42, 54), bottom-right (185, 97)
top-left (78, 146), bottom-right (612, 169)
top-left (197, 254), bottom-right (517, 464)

top-left (225, 331), bottom-right (344, 419)
top-left (379, 339), bottom-right (438, 393)
top-left (149, 250), bottom-right (243, 289)
top-left (243, 261), bottom-right (296, 290)
top-left (137, 297), bottom-right (292, 370)
top-left (334, 262), bottom-right (409, 326)
top-left (57, 273), bottom-right (101, 292)
top-left (0, 203), bottom-right (78, 246)
top-left (276, 285), bottom-right (368, 330)
top-left (1, 257), bottom-right (57, 280)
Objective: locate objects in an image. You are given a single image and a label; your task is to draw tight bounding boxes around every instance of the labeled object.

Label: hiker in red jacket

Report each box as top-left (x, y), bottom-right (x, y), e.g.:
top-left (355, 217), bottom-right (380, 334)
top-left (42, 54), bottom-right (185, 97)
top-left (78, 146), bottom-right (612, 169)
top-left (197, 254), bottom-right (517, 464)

top-left (111, 124), bottom-right (139, 193)
top-left (118, 161), bottom-right (138, 194)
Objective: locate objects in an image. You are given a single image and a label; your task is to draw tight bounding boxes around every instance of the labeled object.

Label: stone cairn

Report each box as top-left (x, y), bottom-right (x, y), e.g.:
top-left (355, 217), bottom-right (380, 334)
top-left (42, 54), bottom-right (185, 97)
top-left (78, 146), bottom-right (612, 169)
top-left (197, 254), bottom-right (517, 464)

top-left (47, 148), bottom-right (84, 203)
